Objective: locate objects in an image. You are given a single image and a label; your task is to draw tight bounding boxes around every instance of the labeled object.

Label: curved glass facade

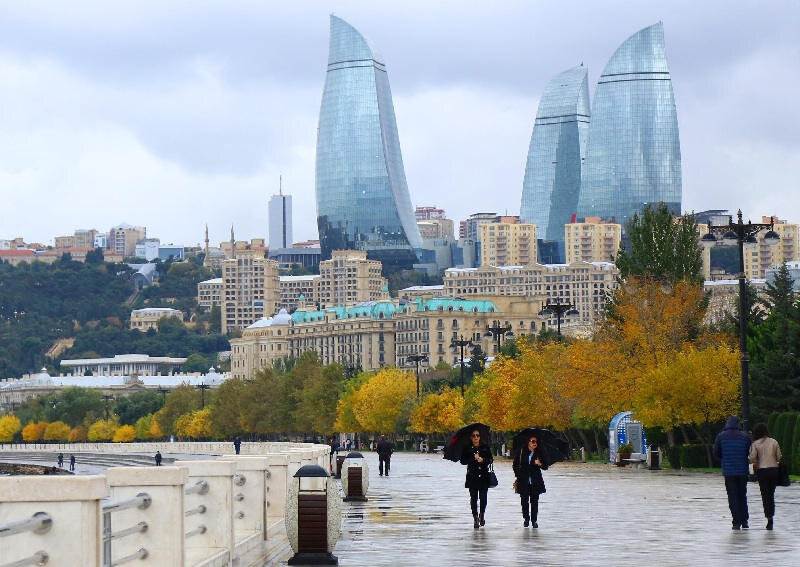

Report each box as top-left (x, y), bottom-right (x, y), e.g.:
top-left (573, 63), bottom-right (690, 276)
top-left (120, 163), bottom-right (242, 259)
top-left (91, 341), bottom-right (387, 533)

top-left (315, 15), bottom-right (422, 270)
top-left (577, 22), bottom-right (681, 228)
top-left (520, 66), bottom-right (589, 260)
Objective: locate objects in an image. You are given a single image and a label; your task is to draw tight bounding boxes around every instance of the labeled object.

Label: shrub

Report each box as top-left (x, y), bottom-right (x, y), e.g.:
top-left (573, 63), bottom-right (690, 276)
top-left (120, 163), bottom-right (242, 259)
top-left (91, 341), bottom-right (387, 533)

top-left (0, 415), bottom-right (22, 442)
top-left (113, 425), bottom-right (136, 443)
top-left (666, 446), bottom-right (681, 470)
top-left (792, 417), bottom-right (800, 475)
top-left (781, 412), bottom-right (798, 472)
top-left (679, 444), bottom-right (712, 468)
top-left (87, 419), bottom-right (118, 441)
top-left (21, 421), bottom-right (48, 442)
top-left (68, 426), bottom-right (88, 442)
top-left (767, 412), bottom-right (779, 435)
top-left (773, 413), bottom-right (789, 459)
top-left (43, 421), bottom-right (71, 441)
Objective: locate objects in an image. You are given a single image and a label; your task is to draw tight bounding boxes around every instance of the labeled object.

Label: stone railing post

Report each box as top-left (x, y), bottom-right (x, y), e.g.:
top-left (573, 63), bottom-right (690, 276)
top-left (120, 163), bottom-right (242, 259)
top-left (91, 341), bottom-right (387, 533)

top-left (105, 466), bottom-right (187, 566)
top-left (265, 454), bottom-right (288, 536)
top-left (0, 475), bottom-right (106, 567)
top-left (174, 460), bottom-right (236, 567)
top-left (219, 455), bottom-right (269, 543)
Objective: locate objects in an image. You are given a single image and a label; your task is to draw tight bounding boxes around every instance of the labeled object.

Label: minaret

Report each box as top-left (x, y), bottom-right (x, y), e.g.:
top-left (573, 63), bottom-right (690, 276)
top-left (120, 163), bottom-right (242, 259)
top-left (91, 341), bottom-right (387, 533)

top-left (230, 225), bottom-right (236, 260)
top-left (203, 224), bottom-right (211, 267)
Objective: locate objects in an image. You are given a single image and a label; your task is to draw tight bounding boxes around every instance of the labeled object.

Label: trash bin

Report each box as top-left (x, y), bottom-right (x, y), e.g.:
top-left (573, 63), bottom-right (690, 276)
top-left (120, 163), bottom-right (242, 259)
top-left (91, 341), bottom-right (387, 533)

top-left (335, 455), bottom-right (346, 479)
top-left (648, 447), bottom-right (661, 470)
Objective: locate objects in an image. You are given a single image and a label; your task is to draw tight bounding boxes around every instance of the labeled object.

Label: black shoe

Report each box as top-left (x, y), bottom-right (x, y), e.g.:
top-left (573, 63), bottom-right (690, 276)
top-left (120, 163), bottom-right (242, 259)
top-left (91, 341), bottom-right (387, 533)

top-left (532, 522), bottom-right (538, 528)
top-left (742, 522), bottom-right (749, 529)
top-left (732, 524), bottom-right (741, 530)
top-left (479, 514), bottom-right (485, 527)
top-left (766, 518), bottom-right (773, 531)
top-left (524, 518), bottom-right (529, 527)
top-left (473, 515), bottom-right (479, 529)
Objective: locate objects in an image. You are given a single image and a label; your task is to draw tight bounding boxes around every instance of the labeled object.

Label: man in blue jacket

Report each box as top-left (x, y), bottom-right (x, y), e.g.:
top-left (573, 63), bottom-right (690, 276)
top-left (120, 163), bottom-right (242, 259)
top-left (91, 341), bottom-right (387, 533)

top-left (712, 415), bottom-right (751, 529)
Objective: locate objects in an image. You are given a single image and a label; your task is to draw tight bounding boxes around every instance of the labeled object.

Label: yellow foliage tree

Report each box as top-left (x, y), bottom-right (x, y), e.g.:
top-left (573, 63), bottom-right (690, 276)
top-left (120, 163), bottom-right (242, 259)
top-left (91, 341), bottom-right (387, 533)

top-left (68, 425), bottom-right (88, 442)
top-left (149, 417), bottom-right (163, 439)
top-left (409, 388), bottom-right (465, 433)
top-left (43, 421), bottom-right (71, 441)
top-left (134, 414), bottom-right (155, 440)
top-left (189, 408), bottom-right (212, 439)
top-left (350, 368), bottom-right (415, 433)
top-left (87, 419), bottom-right (118, 441)
top-left (113, 425), bottom-right (136, 443)
top-left (174, 412), bottom-right (194, 438)
top-left (334, 372), bottom-right (371, 432)
top-left (0, 415), bottom-right (22, 442)
top-left (21, 421), bottom-right (48, 442)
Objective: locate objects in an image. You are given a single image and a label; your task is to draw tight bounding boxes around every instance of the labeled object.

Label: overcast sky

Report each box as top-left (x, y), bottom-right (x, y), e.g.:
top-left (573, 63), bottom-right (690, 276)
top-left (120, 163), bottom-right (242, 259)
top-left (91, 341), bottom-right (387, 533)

top-left (2, 1), bottom-right (798, 247)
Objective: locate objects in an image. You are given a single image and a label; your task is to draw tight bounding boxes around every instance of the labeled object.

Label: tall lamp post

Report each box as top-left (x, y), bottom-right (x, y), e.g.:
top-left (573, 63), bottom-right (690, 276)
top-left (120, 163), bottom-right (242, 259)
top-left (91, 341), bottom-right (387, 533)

top-left (407, 354), bottom-right (428, 399)
top-left (701, 210), bottom-right (780, 431)
top-left (538, 297), bottom-right (579, 338)
top-left (485, 321), bottom-right (513, 355)
top-left (101, 395), bottom-right (114, 421)
top-left (196, 383), bottom-right (211, 409)
top-left (450, 335), bottom-right (473, 397)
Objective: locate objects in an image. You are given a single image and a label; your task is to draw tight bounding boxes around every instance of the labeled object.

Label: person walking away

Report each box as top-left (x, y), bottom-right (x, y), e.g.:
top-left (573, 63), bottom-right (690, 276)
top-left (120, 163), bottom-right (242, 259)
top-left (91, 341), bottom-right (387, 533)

top-left (712, 415), bottom-right (751, 529)
top-left (155, 451), bottom-right (162, 466)
top-left (749, 423), bottom-right (782, 530)
top-left (513, 435), bottom-right (548, 528)
top-left (69, 454), bottom-right (76, 472)
top-left (460, 429), bottom-right (493, 529)
top-left (376, 435), bottom-right (394, 476)
top-left (329, 436), bottom-right (340, 472)
top-left (57, 453), bottom-right (64, 468)
top-left (233, 437), bottom-right (242, 455)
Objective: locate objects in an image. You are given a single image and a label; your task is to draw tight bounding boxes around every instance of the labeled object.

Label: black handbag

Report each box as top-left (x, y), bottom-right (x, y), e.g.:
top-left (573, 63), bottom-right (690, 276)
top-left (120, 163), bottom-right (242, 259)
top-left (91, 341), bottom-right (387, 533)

top-left (778, 462), bottom-right (791, 487)
top-left (487, 463), bottom-right (499, 488)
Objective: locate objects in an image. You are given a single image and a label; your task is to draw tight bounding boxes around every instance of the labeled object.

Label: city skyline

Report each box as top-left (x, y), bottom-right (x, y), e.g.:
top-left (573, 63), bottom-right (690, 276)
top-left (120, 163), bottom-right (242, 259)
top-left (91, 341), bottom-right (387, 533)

top-left (1, 2), bottom-right (798, 246)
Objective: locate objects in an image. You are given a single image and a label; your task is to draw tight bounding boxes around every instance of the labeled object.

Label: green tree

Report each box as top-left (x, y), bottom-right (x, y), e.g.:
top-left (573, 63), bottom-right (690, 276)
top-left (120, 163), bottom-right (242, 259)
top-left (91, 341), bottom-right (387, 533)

top-left (295, 362), bottom-right (346, 434)
top-left (210, 378), bottom-right (250, 438)
top-left (115, 391), bottom-right (164, 425)
top-left (183, 353), bottom-right (211, 373)
top-left (155, 385), bottom-right (201, 436)
top-left (615, 203), bottom-right (703, 284)
top-left (468, 344), bottom-right (487, 373)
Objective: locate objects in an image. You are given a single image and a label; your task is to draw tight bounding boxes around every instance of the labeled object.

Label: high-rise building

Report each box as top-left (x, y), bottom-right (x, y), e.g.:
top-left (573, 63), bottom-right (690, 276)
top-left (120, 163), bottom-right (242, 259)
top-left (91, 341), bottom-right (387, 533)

top-left (520, 66), bottom-right (590, 261)
top-left (315, 250), bottom-right (388, 308)
top-left (108, 224), bottom-right (146, 257)
top-left (221, 250), bottom-right (280, 335)
top-left (415, 206), bottom-right (446, 221)
top-left (268, 191), bottom-right (293, 251)
top-left (564, 218), bottom-right (622, 264)
top-left (479, 221), bottom-right (537, 267)
top-left (315, 15), bottom-right (422, 270)
top-left (577, 22), bottom-right (681, 228)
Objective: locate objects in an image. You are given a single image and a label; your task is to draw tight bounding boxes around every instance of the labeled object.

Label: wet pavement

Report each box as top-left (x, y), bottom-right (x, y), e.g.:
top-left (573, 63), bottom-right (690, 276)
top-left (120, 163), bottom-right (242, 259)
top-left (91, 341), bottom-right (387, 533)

top-left (330, 453), bottom-right (800, 566)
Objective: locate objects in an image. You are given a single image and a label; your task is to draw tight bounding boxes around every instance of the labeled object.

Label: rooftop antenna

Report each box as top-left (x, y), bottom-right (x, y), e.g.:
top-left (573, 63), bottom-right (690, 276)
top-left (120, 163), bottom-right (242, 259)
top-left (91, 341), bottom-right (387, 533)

top-left (279, 174), bottom-right (283, 196)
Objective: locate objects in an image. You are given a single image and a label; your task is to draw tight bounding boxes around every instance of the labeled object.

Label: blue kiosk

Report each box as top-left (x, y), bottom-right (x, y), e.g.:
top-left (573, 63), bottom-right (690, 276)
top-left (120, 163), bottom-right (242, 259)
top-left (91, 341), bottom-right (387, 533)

top-left (609, 411), bottom-right (648, 463)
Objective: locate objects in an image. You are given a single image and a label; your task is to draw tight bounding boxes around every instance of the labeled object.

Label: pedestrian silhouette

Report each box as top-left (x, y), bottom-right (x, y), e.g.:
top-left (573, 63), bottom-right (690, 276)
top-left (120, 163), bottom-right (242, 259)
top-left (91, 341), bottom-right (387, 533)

top-left (377, 435), bottom-right (393, 476)
top-left (749, 423), bottom-right (782, 530)
top-left (69, 454), bottom-right (76, 472)
top-left (233, 437), bottom-right (242, 455)
top-left (155, 451), bottom-right (162, 466)
top-left (57, 453), bottom-right (64, 468)
top-left (713, 416), bottom-right (751, 529)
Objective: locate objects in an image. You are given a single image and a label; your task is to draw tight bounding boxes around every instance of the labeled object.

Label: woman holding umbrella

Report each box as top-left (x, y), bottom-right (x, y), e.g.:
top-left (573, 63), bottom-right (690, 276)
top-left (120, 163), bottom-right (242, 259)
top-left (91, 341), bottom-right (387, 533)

top-left (513, 434), bottom-right (548, 527)
top-left (460, 427), bottom-right (493, 529)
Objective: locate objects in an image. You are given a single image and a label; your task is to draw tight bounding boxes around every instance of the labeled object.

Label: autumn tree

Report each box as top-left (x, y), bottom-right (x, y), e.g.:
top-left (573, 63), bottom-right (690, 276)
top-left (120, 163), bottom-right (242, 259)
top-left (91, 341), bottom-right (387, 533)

top-left (350, 368), bottom-right (415, 433)
top-left (113, 425), bottom-right (136, 442)
top-left (22, 421), bottom-right (48, 441)
top-left (43, 421), bottom-right (71, 441)
top-left (409, 388), bottom-right (465, 433)
top-left (210, 378), bottom-right (250, 438)
top-left (0, 415), bottom-right (22, 441)
top-left (68, 425), bottom-right (88, 442)
top-left (155, 385), bottom-right (201, 436)
top-left (87, 419), bottom-right (118, 441)
top-left (334, 372), bottom-right (371, 432)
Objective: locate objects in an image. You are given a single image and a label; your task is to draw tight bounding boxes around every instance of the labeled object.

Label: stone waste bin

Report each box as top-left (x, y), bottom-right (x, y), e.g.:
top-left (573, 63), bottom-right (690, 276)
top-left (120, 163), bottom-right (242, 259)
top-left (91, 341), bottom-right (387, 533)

top-left (335, 455), bottom-right (346, 479)
top-left (286, 465), bottom-right (341, 565)
top-left (340, 452), bottom-right (369, 502)
top-left (648, 447), bottom-right (661, 470)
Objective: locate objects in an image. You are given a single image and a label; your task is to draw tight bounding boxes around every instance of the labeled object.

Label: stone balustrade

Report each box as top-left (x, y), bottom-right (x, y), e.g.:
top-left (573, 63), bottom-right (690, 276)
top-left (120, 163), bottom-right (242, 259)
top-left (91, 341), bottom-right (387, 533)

top-left (0, 442), bottom-right (330, 567)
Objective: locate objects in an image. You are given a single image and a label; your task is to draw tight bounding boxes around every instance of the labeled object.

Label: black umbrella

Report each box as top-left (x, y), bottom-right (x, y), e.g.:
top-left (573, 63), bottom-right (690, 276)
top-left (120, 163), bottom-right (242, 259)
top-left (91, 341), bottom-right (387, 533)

top-left (443, 423), bottom-right (491, 462)
top-left (512, 428), bottom-right (570, 466)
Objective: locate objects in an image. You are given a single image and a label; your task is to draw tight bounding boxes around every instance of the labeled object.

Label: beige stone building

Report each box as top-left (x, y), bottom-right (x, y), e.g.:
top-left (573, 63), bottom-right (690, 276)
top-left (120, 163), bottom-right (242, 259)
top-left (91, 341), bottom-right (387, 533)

top-left (54, 235), bottom-right (76, 249)
top-left (315, 250), bottom-right (388, 308)
top-left (279, 275), bottom-right (320, 310)
top-left (197, 278), bottom-right (223, 310)
top-left (221, 250), bottom-right (280, 334)
top-left (130, 307), bottom-right (184, 331)
top-left (703, 278), bottom-right (767, 326)
top-left (479, 221), bottom-right (537, 266)
top-left (230, 296), bottom-right (545, 379)
top-left (73, 229), bottom-right (98, 249)
top-left (417, 218), bottom-right (455, 240)
top-left (443, 261), bottom-right (619, 333)
top-left (108, 224), bottom-right (146, 257)
top-left (564, 218), bottom-right (622, 264)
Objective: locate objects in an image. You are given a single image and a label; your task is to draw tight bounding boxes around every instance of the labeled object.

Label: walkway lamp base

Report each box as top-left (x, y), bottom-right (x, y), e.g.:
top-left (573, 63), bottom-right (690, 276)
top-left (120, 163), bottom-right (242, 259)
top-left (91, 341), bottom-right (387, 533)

top-left (288, 552), bottom-right (339, 565)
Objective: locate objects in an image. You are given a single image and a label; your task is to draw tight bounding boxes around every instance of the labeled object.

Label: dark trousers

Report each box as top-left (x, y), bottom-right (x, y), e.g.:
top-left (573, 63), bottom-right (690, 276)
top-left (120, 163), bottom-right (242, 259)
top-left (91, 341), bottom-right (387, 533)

top-left (469, 487), bottom-right (488, 517)
top-left (520, 492), bottom-right (539, 521)
top-left (724, 475), bottom-right (749, 526)
top-left (379, 455), bottom-right (390, 475)
top-left (756, 467), bottom-right (779, 518)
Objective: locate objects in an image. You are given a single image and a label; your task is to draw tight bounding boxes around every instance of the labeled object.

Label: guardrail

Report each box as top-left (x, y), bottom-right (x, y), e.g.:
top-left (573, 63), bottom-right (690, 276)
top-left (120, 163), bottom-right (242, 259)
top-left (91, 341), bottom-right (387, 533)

top-left (0, 442), bottom-right (330, 567)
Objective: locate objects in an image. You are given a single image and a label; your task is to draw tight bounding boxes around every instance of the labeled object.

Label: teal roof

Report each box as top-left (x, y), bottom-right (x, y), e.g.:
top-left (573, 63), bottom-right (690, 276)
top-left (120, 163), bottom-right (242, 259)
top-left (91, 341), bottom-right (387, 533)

top-left (290, 297), bottom-right (496, 324)
top-left (415, 297), bottom-right (498, 313)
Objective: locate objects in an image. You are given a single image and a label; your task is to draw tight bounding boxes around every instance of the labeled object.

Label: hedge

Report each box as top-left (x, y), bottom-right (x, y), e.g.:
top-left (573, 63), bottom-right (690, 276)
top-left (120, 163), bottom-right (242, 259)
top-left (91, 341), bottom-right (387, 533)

top-left (782, 413), bottom-right (799, 472)
top-left (666, 446), bottom-right (681, 469)
top-left (767, 412), bottom-right (779, 435)
top-left (679, 444), bottom-right (713, 468)
top-left (792, 417), bottom-right (800, 474)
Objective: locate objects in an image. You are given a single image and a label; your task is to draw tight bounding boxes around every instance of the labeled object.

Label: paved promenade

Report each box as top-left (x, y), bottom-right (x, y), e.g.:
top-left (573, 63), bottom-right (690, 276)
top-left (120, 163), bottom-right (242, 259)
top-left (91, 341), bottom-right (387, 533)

top-left (331, 453), bottom-right (800, 566)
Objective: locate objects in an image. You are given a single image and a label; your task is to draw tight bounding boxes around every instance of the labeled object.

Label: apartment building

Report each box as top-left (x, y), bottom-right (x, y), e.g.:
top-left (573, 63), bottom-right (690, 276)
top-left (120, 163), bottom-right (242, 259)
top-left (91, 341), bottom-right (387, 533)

top-left (315, 250), bottom-right (388, 308)
top-left (130, 307), bottom-right (183, 331)
top-left (479, 222), bottom-right (537, 267)
top-left (197, 278), bottom-right (223, 310)
top-left (279, 275), bottom-right (319, 310)
top-left (221, 250), bottom-right (280, 334)
top-left (564, 217), bottom-right (622, 263)
top-left (108, 224), bottom-right (146, 257)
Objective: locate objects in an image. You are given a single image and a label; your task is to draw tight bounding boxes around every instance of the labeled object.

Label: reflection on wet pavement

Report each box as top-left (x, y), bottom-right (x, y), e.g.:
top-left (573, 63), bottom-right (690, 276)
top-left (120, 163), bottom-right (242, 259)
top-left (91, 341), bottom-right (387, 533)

top-left (330, 453), bottom-right (800, 566)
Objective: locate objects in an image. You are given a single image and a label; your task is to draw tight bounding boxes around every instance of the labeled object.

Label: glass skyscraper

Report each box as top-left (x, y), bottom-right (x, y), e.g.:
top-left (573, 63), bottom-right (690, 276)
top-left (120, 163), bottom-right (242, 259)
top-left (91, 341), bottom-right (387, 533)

top-left (315, 15), bottom-right (422, 270)
top-left (577, 22), bottom-right (681, 228)
top-left (520, 66), bottom-right (590, 262)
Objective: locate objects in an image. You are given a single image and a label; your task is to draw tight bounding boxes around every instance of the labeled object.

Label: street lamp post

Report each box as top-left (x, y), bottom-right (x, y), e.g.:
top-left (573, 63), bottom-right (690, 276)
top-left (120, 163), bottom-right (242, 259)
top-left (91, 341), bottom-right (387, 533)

top-left (196, 384), bottom-right (211, 409)
top-left (101, 395), bottom-right (114, 421)
top-left (450, 335), bottom-right (473, 397)
top-left (157, 387), bottom-right (170, 405)
top-left (538, 298), bottom-right (579, 338)
top-left (407, 354), bottom-right (428, 399)
top-left (485, 321), bottom-right (513, 355)
top-left (701, 209), bottom-right (780, 431)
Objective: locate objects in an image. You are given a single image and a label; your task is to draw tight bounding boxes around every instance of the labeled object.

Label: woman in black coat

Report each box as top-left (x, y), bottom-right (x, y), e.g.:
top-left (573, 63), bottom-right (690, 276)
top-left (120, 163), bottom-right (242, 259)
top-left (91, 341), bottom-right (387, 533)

top-left (460, 428), bottom-right (493, 529)
top-left (513, 435), bottom-right (548, 527)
